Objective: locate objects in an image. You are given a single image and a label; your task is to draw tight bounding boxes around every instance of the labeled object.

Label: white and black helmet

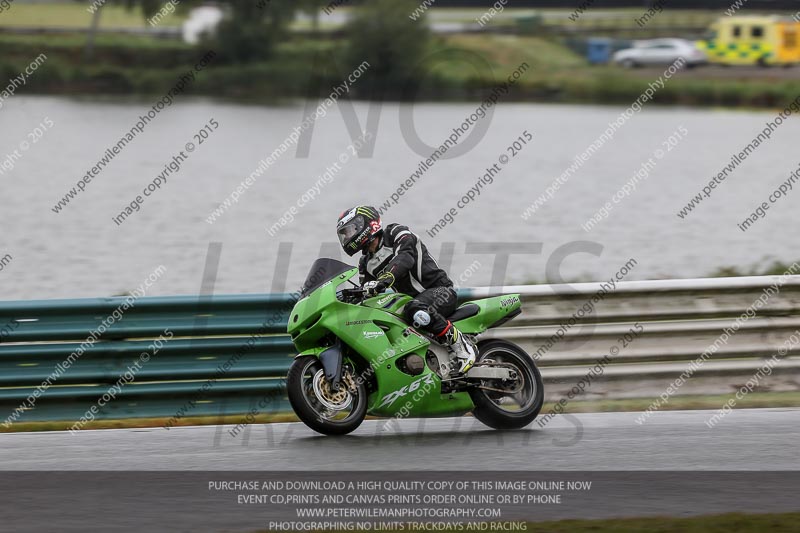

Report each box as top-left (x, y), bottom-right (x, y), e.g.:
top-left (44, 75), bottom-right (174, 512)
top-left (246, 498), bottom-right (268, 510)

top-left (336, 205), bottom-right (382, 256)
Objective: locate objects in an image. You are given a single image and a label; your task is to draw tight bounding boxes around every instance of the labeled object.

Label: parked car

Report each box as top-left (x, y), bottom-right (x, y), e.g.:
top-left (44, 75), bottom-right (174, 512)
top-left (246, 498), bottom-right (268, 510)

top-left (613, 39), bottom-right (707, 68)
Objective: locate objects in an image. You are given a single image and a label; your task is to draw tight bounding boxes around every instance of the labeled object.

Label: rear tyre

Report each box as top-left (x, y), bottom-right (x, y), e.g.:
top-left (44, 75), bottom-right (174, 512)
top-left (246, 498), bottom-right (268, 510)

top-left (469, 340), bottom-right (544, 430)
top-left (287, 355), bottom-right (367, 436)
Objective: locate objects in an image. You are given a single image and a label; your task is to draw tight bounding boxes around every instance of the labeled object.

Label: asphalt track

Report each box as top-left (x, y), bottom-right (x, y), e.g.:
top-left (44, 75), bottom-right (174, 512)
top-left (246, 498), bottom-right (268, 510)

top-left (2, 409), bottom-right (800, 532)
top-left (2, 408), bottom-right (800, 470)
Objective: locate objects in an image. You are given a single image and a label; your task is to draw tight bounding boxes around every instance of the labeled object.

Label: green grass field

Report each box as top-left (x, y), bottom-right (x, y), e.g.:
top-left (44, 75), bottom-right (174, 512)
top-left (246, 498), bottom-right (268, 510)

top-left (258, 514), bottom-right (800, 533)
top-left (1, 5), bottom-right (798, 107)
top-left (0, 3), bottom-right (184, 28)
top-left (2, 4), bottom-right (792, 32)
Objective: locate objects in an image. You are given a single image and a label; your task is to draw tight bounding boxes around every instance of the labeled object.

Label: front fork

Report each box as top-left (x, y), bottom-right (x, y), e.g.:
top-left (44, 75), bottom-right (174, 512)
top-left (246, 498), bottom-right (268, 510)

top-left (318, 338), bottom-right (344, 390)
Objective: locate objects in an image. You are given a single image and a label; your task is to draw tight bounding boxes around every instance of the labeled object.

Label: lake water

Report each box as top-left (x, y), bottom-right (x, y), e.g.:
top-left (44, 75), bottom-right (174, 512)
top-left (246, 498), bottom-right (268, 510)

top-left (0, 96), bottom-right (798, 300)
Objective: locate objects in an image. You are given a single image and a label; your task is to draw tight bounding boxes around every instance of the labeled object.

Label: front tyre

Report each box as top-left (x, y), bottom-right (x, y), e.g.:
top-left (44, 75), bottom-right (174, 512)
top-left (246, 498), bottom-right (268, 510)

top-left (469, 340), bottom-right (544, 430)
top-left (287, 355), bottom-right (367, 436)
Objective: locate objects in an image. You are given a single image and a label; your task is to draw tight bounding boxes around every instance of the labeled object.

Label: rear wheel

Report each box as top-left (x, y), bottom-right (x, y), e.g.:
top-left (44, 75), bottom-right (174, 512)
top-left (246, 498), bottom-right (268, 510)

top-left (287, 355), bottom-right (367, 435)
top-left (469, 340), bottom-right (544, 430)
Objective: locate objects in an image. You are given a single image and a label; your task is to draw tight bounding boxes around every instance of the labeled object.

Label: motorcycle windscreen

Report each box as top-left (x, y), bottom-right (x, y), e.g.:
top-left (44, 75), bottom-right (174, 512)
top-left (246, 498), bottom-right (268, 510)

top-left (300, 258), bottom-right (356, 297)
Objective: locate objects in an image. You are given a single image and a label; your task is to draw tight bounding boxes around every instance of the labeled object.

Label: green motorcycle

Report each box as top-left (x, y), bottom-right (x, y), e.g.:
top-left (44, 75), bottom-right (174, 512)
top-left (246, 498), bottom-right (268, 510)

top-left (286, 258), bottom-right (544, 435)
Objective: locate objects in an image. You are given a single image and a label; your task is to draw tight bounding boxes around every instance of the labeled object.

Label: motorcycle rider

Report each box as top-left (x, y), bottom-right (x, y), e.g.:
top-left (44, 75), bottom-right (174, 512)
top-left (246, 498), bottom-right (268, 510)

top-left (336, 205), bottom-right (476, 374)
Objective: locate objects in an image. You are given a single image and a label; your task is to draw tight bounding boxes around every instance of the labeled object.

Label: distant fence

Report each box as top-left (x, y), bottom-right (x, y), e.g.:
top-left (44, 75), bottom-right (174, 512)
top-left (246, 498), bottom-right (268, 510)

top-left (0, 26), bottom-right (180, 38)
top-left (2, 275), bottom-right (799, 427)
top-left (402, 0), bottom-right (800, 8)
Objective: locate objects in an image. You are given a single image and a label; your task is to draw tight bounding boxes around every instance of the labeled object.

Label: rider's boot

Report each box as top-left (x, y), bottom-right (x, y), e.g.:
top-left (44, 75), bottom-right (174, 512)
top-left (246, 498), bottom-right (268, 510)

top-left (437, 321), bottom-right (476, 375)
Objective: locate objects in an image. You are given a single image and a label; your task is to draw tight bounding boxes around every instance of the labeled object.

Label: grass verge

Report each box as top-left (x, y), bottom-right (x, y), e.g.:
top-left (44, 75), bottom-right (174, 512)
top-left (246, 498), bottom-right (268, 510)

top-left (524, 512), bottom-right (800, 533)
top-left (4, 391), bottom-right (800, 433)
top-left (0, 4), bottom-right (183, 28)
top-left (2, 30), bottom-right (799, 107)
top-left (252, 513), bottom-right (800, 533)
top-left (540, 390), bottom-right (800, 415)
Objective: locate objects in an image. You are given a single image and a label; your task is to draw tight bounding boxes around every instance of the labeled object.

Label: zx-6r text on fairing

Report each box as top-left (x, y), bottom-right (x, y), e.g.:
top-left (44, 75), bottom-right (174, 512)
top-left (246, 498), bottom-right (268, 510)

top-left (286, 258), bottom-right (544, 435)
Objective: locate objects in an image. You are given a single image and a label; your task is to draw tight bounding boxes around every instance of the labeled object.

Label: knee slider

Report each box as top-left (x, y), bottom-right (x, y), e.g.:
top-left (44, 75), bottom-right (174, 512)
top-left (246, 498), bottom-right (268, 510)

top-left (412, 310), bottom-right (431, 327)
top-left (404, 301), bottom-right (422, 323)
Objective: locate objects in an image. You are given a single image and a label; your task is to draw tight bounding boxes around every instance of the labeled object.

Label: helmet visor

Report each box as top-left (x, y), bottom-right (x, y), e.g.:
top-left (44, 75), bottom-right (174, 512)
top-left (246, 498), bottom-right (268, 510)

top-left (337, 218), bottom-right (365, 248)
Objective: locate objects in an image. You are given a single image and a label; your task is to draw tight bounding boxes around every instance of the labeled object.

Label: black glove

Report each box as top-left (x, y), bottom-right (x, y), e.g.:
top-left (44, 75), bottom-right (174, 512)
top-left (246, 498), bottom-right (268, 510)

top-left (364, 272), bottom-right (394, 297)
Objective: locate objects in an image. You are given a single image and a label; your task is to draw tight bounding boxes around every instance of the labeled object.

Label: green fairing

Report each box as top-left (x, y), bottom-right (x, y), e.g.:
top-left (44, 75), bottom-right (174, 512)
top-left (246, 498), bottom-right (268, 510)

top-left (288, 264), bottom-right (522, 418)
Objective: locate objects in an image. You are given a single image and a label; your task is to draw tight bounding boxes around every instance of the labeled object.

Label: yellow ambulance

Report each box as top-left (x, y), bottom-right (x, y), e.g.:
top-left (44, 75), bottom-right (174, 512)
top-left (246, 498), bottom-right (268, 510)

top-left (699, 15), bottom-right (800, 66)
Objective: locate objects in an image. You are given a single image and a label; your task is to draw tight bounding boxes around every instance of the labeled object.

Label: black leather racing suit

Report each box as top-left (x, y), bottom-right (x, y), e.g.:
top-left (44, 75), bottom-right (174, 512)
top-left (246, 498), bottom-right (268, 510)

top-left (359, 224), bottom-right (457, 336)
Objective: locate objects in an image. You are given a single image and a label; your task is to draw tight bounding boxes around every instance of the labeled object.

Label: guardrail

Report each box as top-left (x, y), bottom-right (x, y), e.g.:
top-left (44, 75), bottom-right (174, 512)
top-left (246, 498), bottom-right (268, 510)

top-left (2, 275), bottom-right (799, 427)
top-left (477, 275), bottom-right (800, 400)
top-left (0, 294), bottom-right (295, 426)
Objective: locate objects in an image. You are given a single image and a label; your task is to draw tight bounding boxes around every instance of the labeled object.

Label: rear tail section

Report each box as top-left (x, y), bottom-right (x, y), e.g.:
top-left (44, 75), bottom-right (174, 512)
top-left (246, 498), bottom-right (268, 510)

top-left (451, 294), bottom-right (521, 334)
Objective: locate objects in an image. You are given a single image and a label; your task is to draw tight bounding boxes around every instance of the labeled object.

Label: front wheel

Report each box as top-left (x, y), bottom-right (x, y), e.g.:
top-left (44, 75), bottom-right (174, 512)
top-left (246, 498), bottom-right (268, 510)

top-left (469, 340), bottom-right (544, 430)
top-left (287, 355), bottom-right (367, 435)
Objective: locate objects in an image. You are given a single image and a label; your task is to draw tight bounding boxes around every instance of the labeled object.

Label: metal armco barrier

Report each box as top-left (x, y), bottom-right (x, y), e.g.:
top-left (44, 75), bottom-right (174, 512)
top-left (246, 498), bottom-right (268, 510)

top-left (0, 294), bottom-right (295, 425)
top-left (2, 275), bottom-right (799, 426)
top-left (478, 275), bottom-right (800, 400)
